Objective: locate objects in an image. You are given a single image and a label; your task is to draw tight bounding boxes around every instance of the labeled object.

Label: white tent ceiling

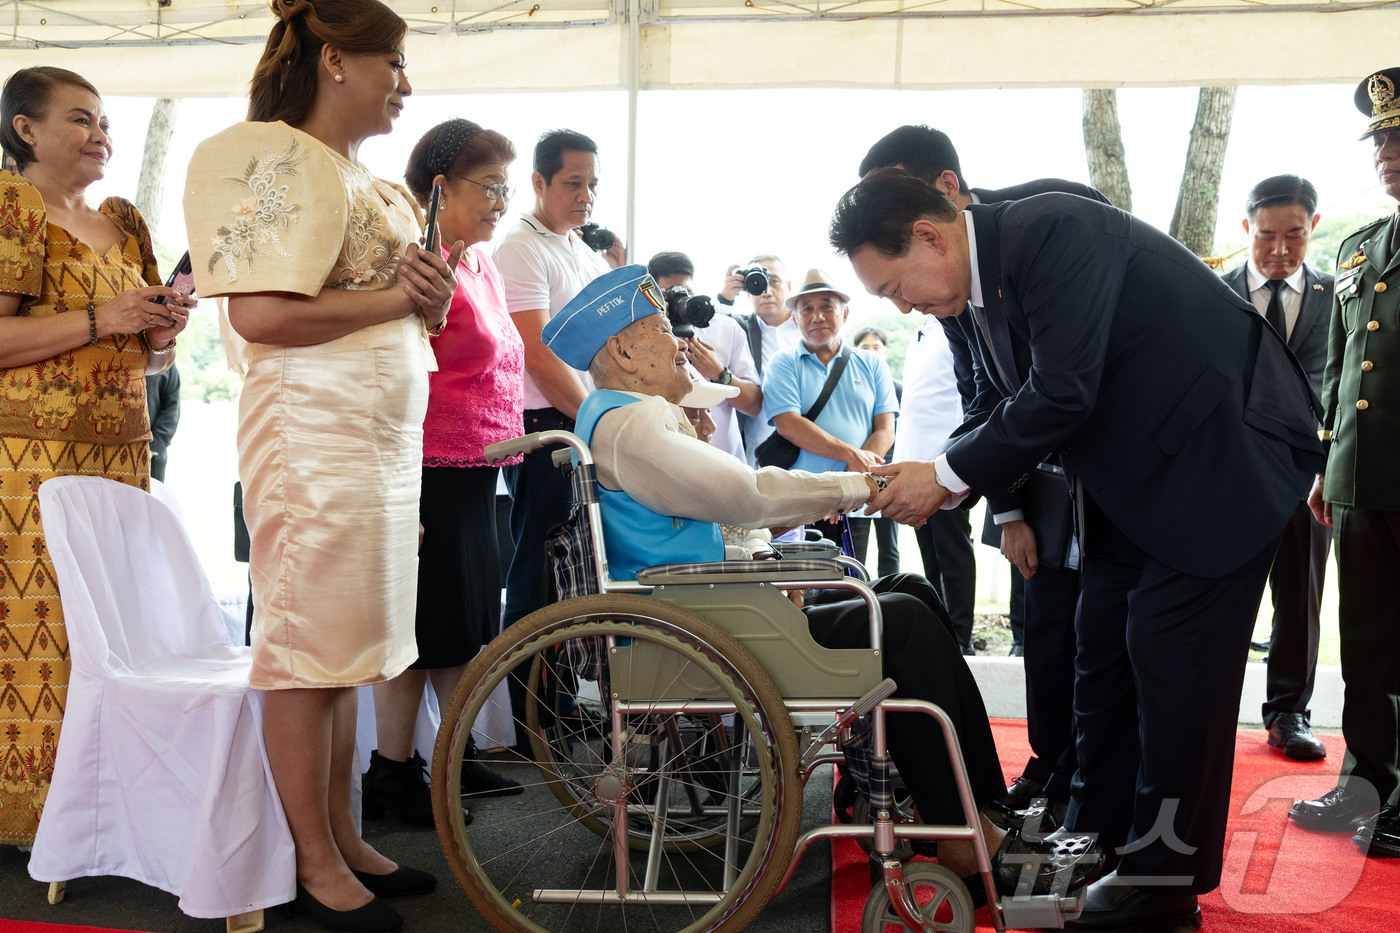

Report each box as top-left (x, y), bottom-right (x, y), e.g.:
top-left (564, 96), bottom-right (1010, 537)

top-left (2, 1), bottom-right (1397, 96)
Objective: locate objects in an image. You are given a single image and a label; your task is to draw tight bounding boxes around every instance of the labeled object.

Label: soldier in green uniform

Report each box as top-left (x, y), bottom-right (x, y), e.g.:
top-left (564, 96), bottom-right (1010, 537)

top-left (1288, 66), bottom-right (1400, 857)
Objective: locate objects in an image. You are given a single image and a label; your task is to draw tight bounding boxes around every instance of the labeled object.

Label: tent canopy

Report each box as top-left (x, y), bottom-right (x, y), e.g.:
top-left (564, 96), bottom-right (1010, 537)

top-left (3, 1), bottom-right (1396, 96)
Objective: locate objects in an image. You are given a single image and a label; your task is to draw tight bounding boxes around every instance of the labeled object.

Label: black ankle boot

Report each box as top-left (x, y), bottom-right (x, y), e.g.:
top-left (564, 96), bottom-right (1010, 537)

top-left (462, 738), bottom-right (523, 797)
top-left (362, 750), bottom-right (434, 826)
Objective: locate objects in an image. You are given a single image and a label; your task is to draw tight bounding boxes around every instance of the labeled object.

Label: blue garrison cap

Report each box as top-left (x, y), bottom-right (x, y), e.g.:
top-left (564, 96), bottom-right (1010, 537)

top-left (542, 264), bottom-right (667, 370)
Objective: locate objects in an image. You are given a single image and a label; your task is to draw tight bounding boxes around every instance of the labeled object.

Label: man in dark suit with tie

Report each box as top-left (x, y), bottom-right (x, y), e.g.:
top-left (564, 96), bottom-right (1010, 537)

top-left (859, 124), bottom-right (1108, 814)
top-left (1221, 175), bottom-right (1332, 762)
top-left (831, 170), bottom-right (1325, 931)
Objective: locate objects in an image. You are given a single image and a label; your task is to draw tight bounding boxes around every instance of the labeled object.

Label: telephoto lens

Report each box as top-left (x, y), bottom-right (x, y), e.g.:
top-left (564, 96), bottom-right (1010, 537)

top-left (664, 286), bottom-right (716, 339)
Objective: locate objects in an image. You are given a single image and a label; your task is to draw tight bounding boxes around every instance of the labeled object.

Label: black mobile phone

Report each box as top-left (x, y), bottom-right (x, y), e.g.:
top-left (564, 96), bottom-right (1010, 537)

top-left (424, 183), bottom-right (442, 253)
top-left (159, 250), bottom-right (194, 306)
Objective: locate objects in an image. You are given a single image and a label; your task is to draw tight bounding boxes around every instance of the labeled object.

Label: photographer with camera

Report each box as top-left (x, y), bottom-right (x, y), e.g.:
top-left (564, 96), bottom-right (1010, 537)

top-left (646, 251), bottom-right (761, 462)
top-left (718, 255), bottom-right (801, 462)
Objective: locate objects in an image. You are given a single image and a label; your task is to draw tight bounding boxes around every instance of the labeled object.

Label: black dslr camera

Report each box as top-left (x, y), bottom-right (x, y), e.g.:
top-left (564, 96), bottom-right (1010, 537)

top-left (664, 286), bottom-right (716, 339)
top-left (577, 223), bottom-right (615, 253)
top-left (732, 264), bottom-right (770, 296)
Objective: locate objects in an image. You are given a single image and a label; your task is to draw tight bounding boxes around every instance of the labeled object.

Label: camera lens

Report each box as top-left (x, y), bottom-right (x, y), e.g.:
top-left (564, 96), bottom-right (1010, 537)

top-left (577, 223), bottom-right (615, 253)
top-left (737, 266), bottom-right (770, 296)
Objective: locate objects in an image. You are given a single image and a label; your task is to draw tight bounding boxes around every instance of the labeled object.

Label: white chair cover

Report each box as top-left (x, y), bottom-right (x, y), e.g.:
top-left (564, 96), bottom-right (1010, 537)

top-left (29, 476), bottom-right (295, 919)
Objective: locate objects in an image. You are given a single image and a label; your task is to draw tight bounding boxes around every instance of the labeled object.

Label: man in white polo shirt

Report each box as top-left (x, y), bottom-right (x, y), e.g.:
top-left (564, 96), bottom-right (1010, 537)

top-left (493, 128), bottom-right (625, 662)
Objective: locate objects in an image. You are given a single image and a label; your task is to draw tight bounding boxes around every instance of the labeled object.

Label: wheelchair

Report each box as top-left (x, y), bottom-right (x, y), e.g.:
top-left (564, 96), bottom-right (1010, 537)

top-left (430, 430), bottom-right (1088, 933)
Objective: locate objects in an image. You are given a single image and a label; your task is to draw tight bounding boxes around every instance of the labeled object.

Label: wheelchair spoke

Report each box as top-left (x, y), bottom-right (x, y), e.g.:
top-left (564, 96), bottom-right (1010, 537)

top-left (432, 596), bottom-right (803, 933)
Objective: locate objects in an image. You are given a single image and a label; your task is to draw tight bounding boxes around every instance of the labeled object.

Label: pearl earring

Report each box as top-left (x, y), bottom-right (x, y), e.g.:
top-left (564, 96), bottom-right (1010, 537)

top-left (333, 73), bottom-right (344, 83)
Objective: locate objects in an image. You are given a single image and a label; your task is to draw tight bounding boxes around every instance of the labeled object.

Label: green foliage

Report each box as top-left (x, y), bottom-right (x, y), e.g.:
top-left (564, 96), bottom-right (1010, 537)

top-left (1309, 208), bottom-right (1393, 276)
top-left (180, 306), bottom-right (243, 403)
top-left (847, 310), bottom-right (922, 382)
top-left (152, 237), bottom-right (242, 404)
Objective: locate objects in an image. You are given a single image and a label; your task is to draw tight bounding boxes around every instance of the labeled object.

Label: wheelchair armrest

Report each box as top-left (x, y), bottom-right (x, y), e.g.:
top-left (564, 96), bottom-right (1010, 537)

top-left (773, 540), bottom-right (841, 557)
top-left (636, 558), bottom-right (845, 587)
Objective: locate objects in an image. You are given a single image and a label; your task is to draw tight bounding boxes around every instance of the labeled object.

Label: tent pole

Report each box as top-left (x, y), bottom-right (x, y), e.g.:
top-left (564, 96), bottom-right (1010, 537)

top-left (626, 0), bottom-right (640, 263)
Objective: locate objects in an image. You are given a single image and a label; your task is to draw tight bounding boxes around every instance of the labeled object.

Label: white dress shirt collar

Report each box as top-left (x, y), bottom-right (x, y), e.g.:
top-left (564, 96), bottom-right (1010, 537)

top-left (964, 210), bottom-right (984, 309)
top-left (1245, 261), bottom-right (1305, 296)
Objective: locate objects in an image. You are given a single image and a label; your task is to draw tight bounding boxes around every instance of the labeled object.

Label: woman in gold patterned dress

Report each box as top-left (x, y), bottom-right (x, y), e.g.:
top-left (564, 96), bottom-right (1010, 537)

top-left (182, 2), bottom-right (462, 930)
top-left (0, 66), bottom-right (191, 847)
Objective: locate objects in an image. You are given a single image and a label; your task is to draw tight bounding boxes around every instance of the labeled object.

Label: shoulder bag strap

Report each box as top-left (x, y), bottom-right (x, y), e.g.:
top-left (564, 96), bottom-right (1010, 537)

top-left (802, 345), bottom-right (851, 423)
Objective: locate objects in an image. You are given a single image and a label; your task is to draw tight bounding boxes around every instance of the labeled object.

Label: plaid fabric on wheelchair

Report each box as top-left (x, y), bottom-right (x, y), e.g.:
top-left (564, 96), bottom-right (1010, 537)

top-left (544, 462), bottom-right (607, 681)
top-left (839, 713), bottom-right (893, 812)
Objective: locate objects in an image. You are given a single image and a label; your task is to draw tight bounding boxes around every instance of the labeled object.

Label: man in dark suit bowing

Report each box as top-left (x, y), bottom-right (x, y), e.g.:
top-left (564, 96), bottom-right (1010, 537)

top-left (1221, 175), bottom-right (1333, 763)
top-left (860, 124), bottom-right (1109, 820)
top-left (831, 170), bottom-right (1325, 932)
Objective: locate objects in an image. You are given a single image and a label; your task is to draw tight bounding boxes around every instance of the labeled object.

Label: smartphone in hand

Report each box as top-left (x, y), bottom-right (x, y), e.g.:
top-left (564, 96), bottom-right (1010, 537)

top-left (159, 251), bottom-right (195, 306)
top-left (424, 183), bottom-right (442, 253)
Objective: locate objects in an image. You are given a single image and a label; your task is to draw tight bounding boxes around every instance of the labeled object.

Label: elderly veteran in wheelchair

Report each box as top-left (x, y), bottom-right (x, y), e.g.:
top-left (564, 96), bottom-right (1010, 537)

top-left (539, 264), bottom-right (1104, 902)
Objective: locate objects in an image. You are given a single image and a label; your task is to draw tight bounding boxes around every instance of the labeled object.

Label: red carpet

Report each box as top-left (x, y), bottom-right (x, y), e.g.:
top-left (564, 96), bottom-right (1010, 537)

top-left (831, 719), bottom-right (1400, 931)
top-left (0, 924), bottom-right (149, 933)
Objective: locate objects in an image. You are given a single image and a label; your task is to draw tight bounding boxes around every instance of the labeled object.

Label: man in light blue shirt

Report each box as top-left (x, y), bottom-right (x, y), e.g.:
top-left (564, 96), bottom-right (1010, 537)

top-left (763, 268), bottom-right (897, 554)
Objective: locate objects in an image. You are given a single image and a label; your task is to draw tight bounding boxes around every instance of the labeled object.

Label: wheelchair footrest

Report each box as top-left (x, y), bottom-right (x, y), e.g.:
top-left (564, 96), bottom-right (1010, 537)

top-left (997, 889), bottom-right (1087, 929)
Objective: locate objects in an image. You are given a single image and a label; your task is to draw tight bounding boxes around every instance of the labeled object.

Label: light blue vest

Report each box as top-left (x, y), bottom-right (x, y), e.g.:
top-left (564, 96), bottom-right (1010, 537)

top-left (574, 390), bottom-right (725, 580)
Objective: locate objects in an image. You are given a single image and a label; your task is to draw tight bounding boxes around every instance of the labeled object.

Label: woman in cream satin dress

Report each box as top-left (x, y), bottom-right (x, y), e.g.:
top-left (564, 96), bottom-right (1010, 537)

top-left (182, 2), bottom-right (463, 930)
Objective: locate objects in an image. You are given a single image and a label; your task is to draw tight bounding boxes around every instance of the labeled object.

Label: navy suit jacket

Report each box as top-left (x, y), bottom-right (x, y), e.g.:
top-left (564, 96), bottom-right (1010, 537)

top-left (943, 194), bottom-right (1325, 578)
top-left (941, 180), bottom-right (1112, 408)
top-left (1220, 262), bottom-right (1331, 399)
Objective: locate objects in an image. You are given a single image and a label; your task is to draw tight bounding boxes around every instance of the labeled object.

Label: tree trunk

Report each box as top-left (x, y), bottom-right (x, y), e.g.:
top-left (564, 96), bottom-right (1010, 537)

top-left (1168, 86), bottom-right (1237, 257)
top-left (135, 98), bottom-right (178, 238)
top-left (1081, 89), bottom-right (1132, 213)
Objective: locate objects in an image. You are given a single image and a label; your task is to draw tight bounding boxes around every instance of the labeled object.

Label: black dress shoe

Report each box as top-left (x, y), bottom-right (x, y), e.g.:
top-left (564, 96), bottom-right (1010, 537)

top-left (461, 757), bottom-right (524, 797)
top-left (1249, 638), bottom-right (1271, 654)
top-left (1352, 806), bottom-right (1400, 857)
top-left (293, 884), bottom-right (402, 933)
top-left (993, 775), bottom-right (1045, 812)
top-left (1288, 785), bottom-right (1381, 832)
top-left (351, 865), bottom-right (437, 897)
top-left (1267, 712), bottom-right (1326, 762)
top-left (1066, 873), bottom-right (1201, 932)
top-left (985, 794), bottom-right (1064, 833)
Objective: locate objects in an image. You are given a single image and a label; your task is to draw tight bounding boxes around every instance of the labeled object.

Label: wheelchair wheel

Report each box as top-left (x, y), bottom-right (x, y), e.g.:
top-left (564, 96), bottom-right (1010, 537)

top-left (860, 862), bottom-right (975, 933)
top-left (527, 654), bottom-right (764, 852)
top-left (433, 594), bottom-right (803, 933)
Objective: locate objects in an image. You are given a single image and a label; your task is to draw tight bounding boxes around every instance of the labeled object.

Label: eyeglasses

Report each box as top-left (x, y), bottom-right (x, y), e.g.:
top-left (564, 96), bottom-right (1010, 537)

top-left (454, 176), bottom-right (513, 201)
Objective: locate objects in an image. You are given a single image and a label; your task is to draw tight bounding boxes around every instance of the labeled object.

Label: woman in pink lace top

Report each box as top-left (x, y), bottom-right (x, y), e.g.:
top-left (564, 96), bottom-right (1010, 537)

top-left (364, 119), bottom-right (526, 823)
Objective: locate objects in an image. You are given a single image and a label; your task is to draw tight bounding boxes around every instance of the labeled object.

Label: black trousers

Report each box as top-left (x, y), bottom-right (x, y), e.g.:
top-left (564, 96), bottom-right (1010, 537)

top-left (1066, 497), bottom-right (1275, 894)
top-left (502, 408), bottom-right (576, 629)
top-left (503, 408), bottom-right (577, 746)
top-left (913, 507), bottom-right (977, 651)
top-left (805, 574), bottom-right (1005, 825)
top-left (1019, 563), bottom-right (1081, 800)
top-left (1261, 499), bottom-right (1330, 725)
top-left (1333, 505), bottom-right (1400, 807)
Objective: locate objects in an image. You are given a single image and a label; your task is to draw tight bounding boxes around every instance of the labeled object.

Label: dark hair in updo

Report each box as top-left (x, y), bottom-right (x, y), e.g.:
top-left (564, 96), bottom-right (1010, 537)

top-left (247, 0), bottom-right (407, 126)
top-left (404, 118), bottom-right (517, 208)
top-left (1, 66), bottom-right (101, 172)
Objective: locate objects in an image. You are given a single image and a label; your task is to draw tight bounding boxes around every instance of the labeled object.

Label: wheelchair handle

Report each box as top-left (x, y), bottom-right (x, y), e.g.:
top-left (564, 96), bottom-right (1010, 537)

top-left (484, 430), bottom-right (594, 467)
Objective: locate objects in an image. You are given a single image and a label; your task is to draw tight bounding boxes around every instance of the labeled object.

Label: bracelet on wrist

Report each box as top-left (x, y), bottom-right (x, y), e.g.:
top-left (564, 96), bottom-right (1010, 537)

top-left (427, 318), bottom-right (447, 337)
top-left (86, 303), bottom-right (98, 347)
